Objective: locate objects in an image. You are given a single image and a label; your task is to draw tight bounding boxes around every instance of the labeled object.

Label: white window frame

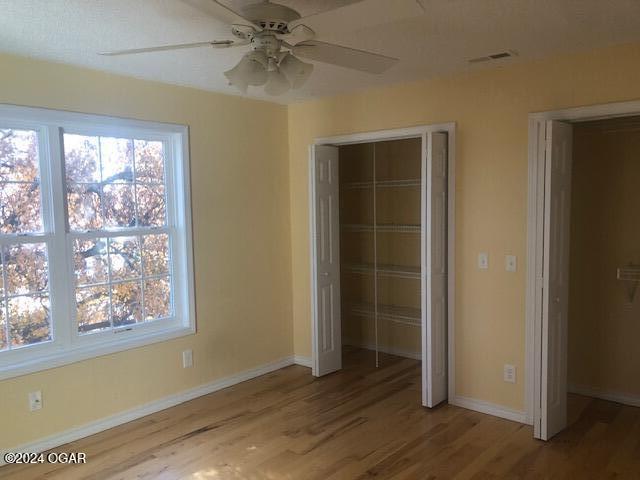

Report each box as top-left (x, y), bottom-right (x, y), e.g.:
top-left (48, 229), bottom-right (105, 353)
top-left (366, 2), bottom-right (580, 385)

top-left (0, 104), bottom-right (196, 380)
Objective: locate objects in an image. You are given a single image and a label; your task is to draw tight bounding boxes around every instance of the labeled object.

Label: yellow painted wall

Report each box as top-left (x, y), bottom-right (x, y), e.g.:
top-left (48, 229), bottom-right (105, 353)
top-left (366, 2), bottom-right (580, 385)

top-left (569, 118), bottom-right (640, 396)
top-left (3, 40), bottom-right (640, 450)
top-left (0, 53), bottom-right (293, 450)
top-left (288, 43), bottom-right (640, 412)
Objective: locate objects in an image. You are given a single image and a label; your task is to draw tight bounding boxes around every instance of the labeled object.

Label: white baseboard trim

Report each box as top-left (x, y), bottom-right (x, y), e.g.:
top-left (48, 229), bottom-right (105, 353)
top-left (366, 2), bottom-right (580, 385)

top-left (450, 395), bottom-right (529, 424)
top-left (293, 355), bottom-right (312, 368)
top-left (1, 355), bottom-right (297, 465)
top-left (568, 384), bottom-right (640, 408)
top-left (346, 343), bottom-right (422, 360)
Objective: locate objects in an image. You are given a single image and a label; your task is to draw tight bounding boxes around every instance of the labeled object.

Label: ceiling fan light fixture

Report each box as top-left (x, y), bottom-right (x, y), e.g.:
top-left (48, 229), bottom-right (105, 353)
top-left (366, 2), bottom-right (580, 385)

top-left (264, 69), bottom-right (290, 96)
top-left (242, 50), bottom-right (269, 86)
top-left (102, 1), bottom-right (406, 97)
top-left (224, 50), bottom-right (269, 91)
top-left (223, 63), bottom-right (249, 93)
top-left (279, 53), bottom-right (313, 89)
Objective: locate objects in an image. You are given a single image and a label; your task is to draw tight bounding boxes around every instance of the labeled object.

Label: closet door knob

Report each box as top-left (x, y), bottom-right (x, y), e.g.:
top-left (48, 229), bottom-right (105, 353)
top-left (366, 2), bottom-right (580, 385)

top-left (320, 272), bottom-right (330, 276)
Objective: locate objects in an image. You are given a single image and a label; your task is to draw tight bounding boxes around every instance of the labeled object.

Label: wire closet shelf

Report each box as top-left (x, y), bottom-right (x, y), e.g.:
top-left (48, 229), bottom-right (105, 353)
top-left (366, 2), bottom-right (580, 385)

top-left (340, 144), bottom-right (421, 367)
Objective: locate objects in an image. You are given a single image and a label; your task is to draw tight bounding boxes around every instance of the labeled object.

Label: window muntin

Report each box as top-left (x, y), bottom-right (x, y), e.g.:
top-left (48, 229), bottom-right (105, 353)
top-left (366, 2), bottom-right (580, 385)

top-left (0, 105), bottom-right (194, 379)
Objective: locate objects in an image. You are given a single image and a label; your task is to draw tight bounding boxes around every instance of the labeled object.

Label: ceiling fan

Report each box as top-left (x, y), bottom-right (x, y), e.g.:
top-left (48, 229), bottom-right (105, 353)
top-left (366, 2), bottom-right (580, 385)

top-left (99, 0), bottom-right (421, 96)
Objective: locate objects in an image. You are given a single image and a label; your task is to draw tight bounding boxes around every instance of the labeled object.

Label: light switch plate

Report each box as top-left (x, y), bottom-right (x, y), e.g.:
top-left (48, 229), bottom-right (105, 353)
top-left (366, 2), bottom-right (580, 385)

top-left (505, 255), bottom-right (517, 272)
top-left (478, 252), bottom-right (489, 270)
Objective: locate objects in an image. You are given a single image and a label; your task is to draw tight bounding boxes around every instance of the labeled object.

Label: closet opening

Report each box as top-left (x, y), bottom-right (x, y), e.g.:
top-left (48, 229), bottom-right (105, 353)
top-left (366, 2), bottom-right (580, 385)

top-left (526, 99), bottom-right (640, 440)
top-left (309, 125), bottom-right (455, 408)
top-left (566, 116), bottom-right (640, 436)
top-left (339, 139), bottom-right (422, 368)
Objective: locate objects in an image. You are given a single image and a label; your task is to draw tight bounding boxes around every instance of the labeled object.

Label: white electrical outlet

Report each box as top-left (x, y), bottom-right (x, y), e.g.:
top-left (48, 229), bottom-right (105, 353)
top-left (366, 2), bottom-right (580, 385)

top-left (478, 252), bottom-right (489, 270)
top-left (29, 391), bottom-right (42, 411)
top-left (505, 255), bottom-right (517, 272)
top-left (182, 349), bottom-right (193, 368)
top-left (503, 364), bottom-right (516, 383)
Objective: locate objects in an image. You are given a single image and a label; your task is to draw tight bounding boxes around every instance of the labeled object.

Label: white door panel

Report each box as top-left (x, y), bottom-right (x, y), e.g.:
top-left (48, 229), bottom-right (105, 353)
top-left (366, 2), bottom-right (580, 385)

top-left (312, 145), bottom-right (342, 376)
top-left (541, 120), bottom-right (572, 440)
top-left (424, 132), bottom-right (448, 407)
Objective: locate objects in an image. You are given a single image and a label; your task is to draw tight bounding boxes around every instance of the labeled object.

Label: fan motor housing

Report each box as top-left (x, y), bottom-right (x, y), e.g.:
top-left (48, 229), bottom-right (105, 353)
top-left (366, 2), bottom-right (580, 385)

top-left (251, 33), bottom-right (282, 57)
top-left (240, 2), bottom-right (301, 33)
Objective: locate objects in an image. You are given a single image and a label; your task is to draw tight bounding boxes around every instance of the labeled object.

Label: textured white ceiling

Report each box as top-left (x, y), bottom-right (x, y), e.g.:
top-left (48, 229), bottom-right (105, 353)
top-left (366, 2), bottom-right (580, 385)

top-left (1, 0), bottom-right (640, 104)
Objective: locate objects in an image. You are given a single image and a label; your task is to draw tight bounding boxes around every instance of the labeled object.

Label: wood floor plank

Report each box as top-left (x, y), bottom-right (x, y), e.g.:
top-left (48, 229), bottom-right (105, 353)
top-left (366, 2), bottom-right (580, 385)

top-left (2, 348), bottom-right (640, 479)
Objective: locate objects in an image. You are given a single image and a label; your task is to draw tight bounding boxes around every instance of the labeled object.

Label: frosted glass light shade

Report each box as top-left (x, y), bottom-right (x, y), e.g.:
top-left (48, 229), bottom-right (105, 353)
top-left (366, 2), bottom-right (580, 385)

top-left (223, 63), bottom-right (249, 93)
top-left (224, 50), bottom-right (269, 92)
top-left (279, 53), bottom-right (313, 89)
top-left (264, 69), bottom-right (290, 96)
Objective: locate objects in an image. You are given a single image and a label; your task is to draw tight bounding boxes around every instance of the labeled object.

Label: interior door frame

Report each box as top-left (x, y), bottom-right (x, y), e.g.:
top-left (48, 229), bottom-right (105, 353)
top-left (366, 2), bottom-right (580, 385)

top-left (526, 99), bottom-right (640, 438)
top-left (309, 123), bottom-right (456, 407)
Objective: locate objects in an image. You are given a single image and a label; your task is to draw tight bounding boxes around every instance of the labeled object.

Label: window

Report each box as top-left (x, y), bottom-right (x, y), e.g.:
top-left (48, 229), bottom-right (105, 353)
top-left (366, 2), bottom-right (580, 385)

top-left (0, 105), bottom-right (195, 379)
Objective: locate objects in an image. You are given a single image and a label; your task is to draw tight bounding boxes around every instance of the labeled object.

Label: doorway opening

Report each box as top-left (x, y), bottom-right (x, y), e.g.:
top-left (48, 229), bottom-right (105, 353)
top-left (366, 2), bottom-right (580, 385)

top-left (526, 100), bottom-right (640, 440)
top-left (309, 124), bottom-right (456, 408)
top-left (567, 116), bottom-right (640, 432)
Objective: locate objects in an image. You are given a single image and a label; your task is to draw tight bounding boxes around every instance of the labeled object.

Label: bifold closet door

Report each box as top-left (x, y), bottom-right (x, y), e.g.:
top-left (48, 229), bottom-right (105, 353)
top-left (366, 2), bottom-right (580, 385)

top-left (311, 145), bottom-right (342, 377)
top-left (423, 132), bottom-right (448, 408)
top-left (539, 120), bottom-right (573, 439)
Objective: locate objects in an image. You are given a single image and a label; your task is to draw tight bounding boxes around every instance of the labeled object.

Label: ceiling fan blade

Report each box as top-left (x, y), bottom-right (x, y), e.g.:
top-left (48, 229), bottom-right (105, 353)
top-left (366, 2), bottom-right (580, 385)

top-left (292, 40), bottom-right (398, 74)
top-left (289, 0), bottom-right (423, 35)
top-left (99, 40), bottom-right (245, 56)
top-left (277, 24), bottom-right (315, 46)
top-left (181, 0), bottom-right (261, 30)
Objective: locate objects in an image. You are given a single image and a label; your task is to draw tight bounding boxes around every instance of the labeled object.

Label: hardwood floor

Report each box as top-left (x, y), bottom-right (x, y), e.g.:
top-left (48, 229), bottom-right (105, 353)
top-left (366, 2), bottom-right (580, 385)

top-left (2, 347), bottom-right (640, 479)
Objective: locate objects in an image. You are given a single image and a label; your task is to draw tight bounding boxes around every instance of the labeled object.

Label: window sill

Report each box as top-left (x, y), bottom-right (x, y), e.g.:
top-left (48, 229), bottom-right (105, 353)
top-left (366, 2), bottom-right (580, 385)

top-left (0, 324), bottom-right (196, 381)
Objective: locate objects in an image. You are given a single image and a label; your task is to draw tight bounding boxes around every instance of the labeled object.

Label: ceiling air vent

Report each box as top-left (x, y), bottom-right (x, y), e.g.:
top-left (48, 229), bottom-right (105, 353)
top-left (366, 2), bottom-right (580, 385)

top-left (468, 50), bottom-right (518, 64)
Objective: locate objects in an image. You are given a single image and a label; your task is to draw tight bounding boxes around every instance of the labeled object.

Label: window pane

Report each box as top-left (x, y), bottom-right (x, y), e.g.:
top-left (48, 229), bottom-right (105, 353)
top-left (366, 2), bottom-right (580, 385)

top-left (76, 286), bottom-right (110, 335)
top-left (111, 281), bottom-right (142, 327)
top-left (144, 277), bottom-right (171, 320)
top-left (104, 184), bottom-right (135, 227)
top-left (8, 294), bottom-right (51, 348)
top-left (65, 135), bottom-right (169, 232)
top-left (109, 236), bottom-right (141, 281)
top-left (0, 129), bottom-right (39, 183)
top-left (142, 234), bottom-right (170, 276)
top-left (101, 137), bottom-right (133, 184)
top-left (134, 140), bottom-right (164, 184)
top-left (136, 185), bottom-right (166, 227)
top-left (64, 134), bottom-right (100, 183)
top-left (0, 305), bottom-right (6, 351)
top-left (67, 183), bottom-right (103, 231)
top-left (4, 243), bottom-right (49, 295)
top-left (74, 238), bottom-right (108, 286)
top-left (61, 130), bottom-right (177, 340)
top-left (0, 181), bottom-right (43, 234)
